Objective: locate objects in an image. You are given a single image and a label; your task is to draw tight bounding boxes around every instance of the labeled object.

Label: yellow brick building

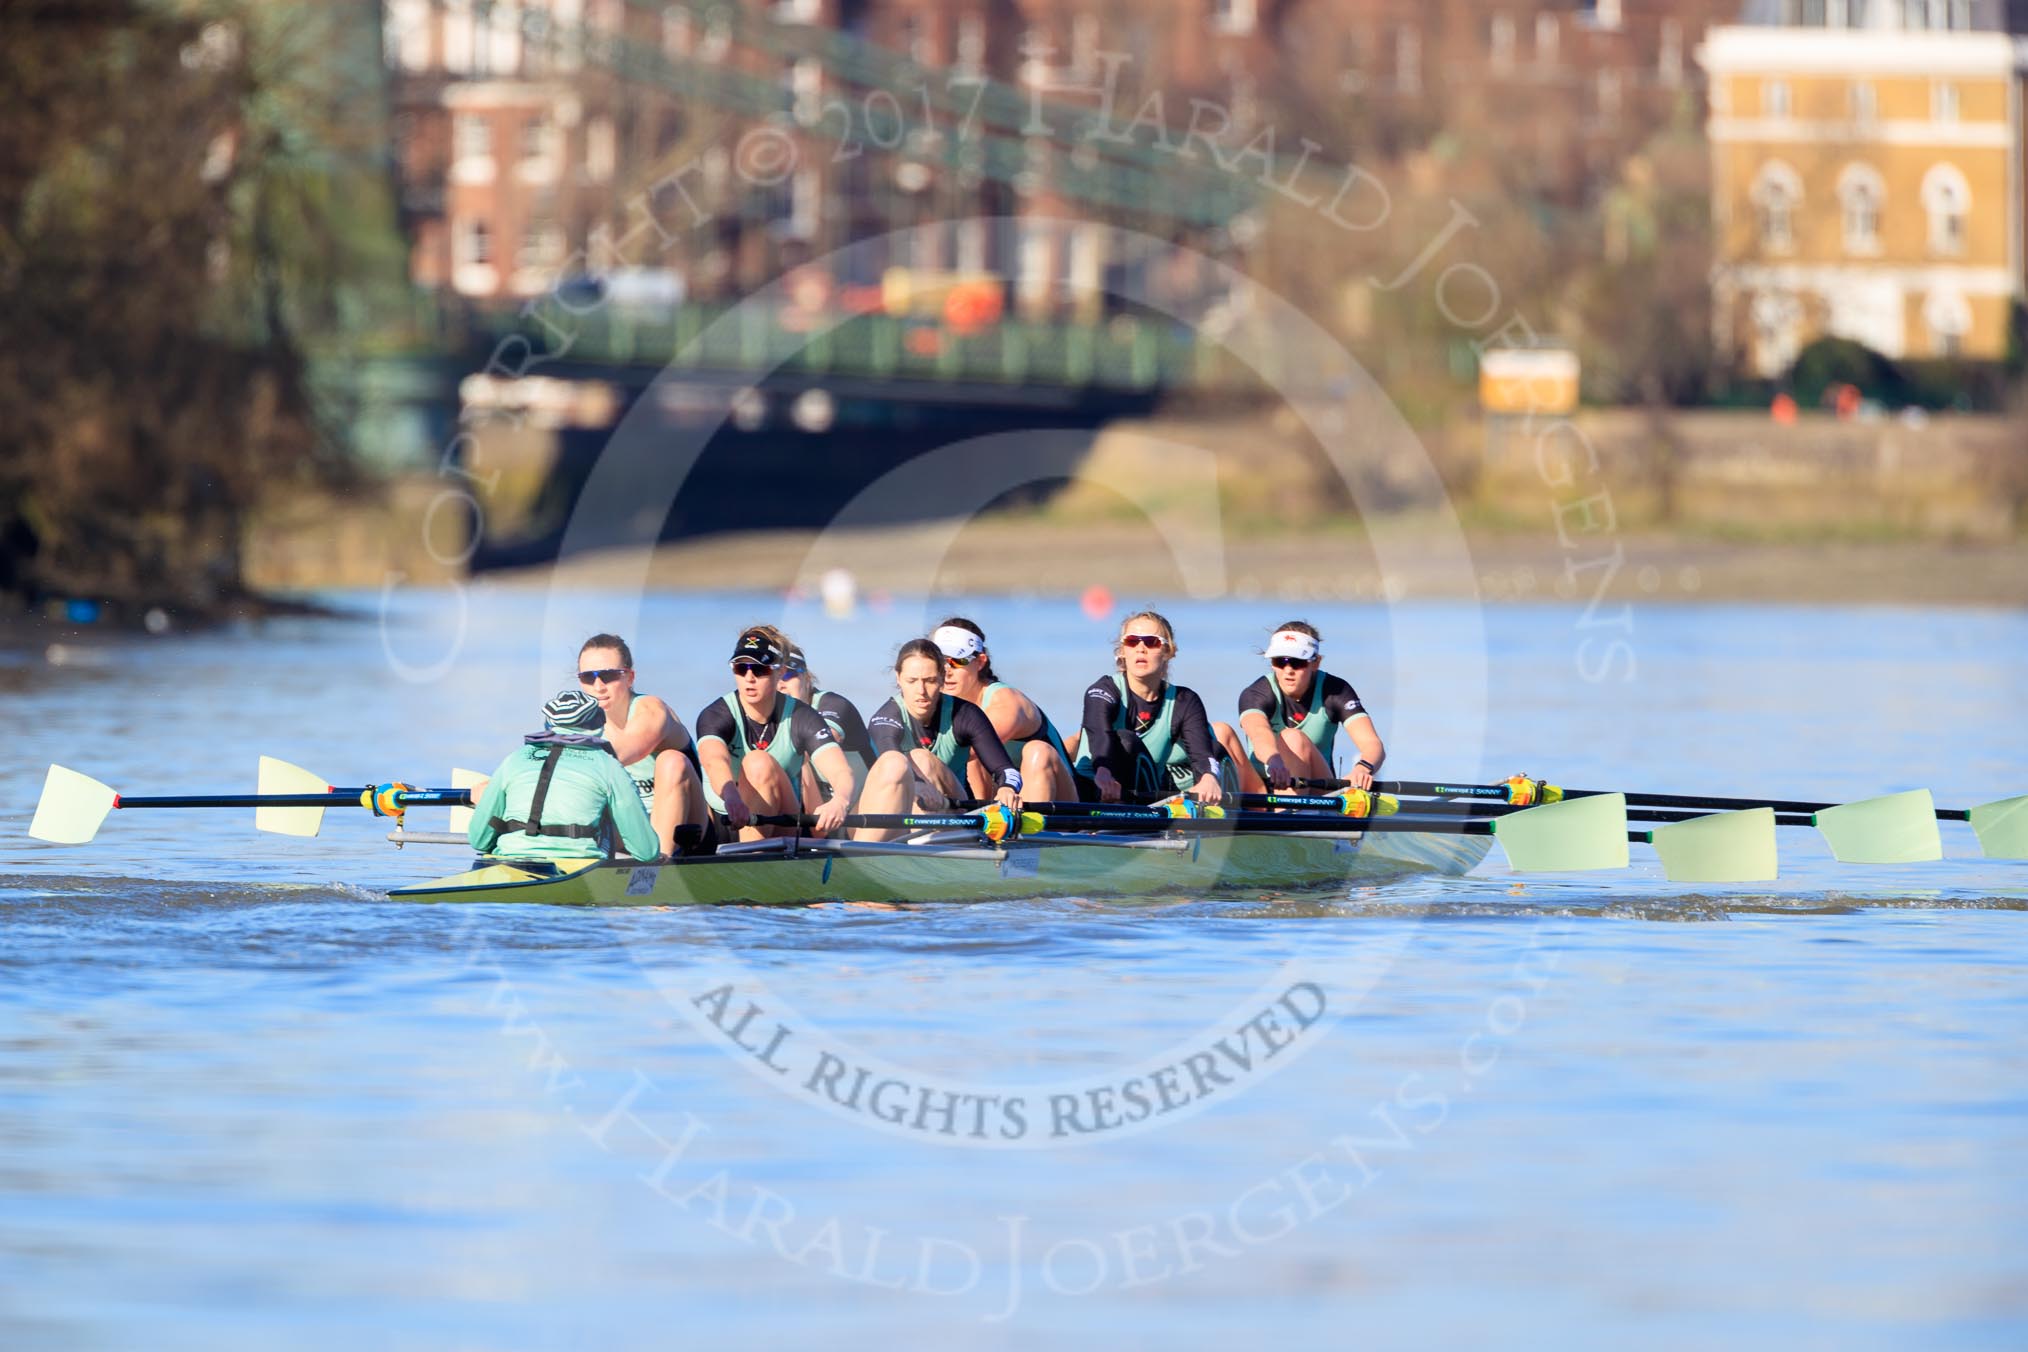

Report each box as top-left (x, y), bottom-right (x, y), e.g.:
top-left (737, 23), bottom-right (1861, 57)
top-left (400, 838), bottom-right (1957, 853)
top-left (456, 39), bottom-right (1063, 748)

top-left (1701, 6), bottom-right (2027, 374)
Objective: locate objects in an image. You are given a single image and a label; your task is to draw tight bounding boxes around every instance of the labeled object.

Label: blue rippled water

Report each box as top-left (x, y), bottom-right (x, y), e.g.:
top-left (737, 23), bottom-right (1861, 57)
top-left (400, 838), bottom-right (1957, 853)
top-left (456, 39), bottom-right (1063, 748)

top-left (2, 589), bottom-right (2023, 1349)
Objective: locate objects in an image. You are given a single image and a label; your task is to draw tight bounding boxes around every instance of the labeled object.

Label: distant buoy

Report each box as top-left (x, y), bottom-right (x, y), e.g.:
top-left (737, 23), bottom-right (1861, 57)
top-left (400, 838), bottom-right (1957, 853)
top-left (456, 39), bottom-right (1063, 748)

top-left (1080, 583), bottom-right (1113, 621)
top-left (143, 607), bottom-right (170, 635)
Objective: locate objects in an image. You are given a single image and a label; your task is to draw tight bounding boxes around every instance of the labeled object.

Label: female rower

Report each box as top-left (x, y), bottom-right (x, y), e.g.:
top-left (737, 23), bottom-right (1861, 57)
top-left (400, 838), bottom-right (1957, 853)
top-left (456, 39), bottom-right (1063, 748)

top-left (694, 626), bottom-right (855, 841)
top-left (780, 640), bottom-right (874, 807)
top-left (933, 617), bottom-right (1078, 806)
top-left (574, 632), bottom-right (709, 856)
top-left (1071, 610), bottom-right (1235, 805)
top-left (1216, 621), bottom-right (1385, 792)
top-left (858, 638), bottom-right (1023, 842)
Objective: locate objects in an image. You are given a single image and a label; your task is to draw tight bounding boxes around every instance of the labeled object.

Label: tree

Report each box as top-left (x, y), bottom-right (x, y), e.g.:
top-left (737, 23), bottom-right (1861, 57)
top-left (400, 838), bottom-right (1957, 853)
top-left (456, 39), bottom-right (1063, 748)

top-left (0, 0), bottom-right (403, 617)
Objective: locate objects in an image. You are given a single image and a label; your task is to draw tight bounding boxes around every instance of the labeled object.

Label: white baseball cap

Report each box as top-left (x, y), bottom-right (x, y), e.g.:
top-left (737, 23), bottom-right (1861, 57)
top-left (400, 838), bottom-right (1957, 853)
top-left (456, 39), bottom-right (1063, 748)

top-left (931, 625), bottom-right (985, 663)
top-left (1265, 629), bottom-right (1319, 662)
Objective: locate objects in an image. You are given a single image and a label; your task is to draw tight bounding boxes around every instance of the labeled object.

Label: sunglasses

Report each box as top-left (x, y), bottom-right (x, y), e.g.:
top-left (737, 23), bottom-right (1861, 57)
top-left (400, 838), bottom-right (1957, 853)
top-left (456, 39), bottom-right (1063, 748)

top-left (577, 667), bottom-right (627, 684)
top-left (1270, 656), bottom-right (1312, 670)
top-left (731, 661), bottom-right (774, 679)
top-left (944, 653), bottom-right (978, 668)
top-left (1120, 634), bottom-right (1166, 650)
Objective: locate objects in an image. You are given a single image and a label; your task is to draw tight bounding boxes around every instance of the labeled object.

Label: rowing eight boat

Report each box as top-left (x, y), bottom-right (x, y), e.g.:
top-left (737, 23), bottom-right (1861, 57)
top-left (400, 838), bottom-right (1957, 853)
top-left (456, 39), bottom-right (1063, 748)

top-left (387, 826), bottom-right (1494, 906)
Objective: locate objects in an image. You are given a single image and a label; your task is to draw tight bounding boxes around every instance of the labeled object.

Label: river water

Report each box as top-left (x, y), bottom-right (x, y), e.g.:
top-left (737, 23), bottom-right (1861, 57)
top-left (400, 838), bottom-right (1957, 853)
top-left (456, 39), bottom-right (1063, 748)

top-left (2, 587), bottom-right (2023, 1349)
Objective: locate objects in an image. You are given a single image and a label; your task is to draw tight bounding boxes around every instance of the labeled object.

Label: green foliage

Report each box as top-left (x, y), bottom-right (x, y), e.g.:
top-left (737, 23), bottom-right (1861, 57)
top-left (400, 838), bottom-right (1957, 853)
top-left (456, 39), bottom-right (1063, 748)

top-left (0, 0), bottom-right (404, 616)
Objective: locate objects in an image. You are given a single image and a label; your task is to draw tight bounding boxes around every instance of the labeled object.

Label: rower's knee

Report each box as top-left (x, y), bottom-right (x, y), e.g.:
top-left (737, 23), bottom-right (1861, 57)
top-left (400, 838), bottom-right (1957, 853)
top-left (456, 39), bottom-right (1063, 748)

top-left (654, 748), bottom-right (695, 788)
top-left (866, 750), bottom-right (911, 788)
top-left (1278, 726), bottom-right (1323, 769)
top-left (740, 750), bottom-right (790, 795)
top-left (1019, 741), bottom-right (1056, 785)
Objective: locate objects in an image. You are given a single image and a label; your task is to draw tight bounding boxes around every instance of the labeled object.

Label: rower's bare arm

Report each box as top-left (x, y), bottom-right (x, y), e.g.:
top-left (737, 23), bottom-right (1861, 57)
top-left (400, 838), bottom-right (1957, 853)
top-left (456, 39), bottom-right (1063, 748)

top-left (608, 695), bottom-right (682, 763)
top-left (696, 738), bottom-right (737, 799)
top-left (985, 689), bottom-right (1041, 743)
top-left (1237, 709), bottom-right (1280, 761)
top-left (1345, 716), bottom-right (1384, 787)
top-left (811, 743), bottom-right (855, 803)
top-left (603, 759), bottom-right (663, 860)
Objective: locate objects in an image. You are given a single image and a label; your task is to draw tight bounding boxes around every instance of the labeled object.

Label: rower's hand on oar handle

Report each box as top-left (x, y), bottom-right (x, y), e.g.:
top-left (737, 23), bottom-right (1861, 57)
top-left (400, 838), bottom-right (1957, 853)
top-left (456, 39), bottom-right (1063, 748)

top-left (1093, 768), bottom-right (1122, 803)
top-left (1265, 753), bottom-right (1293, 790)
top-left (1191, 773), bottom-right (1224, 808)
top-left (1345, 759), bottom-right (1377, 791)
top-left (994, 784), bottom-right (1021, 818)
top-left (719, 783), bottom-right (751, 831)
top-left (811, 793), bottom-right (851, 838)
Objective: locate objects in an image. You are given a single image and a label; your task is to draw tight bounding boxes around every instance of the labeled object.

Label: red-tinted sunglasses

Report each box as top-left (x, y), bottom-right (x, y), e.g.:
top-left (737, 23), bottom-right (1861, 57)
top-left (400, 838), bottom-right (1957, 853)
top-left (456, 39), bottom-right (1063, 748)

top-left (1120, 634), bottom-right (1166, 650)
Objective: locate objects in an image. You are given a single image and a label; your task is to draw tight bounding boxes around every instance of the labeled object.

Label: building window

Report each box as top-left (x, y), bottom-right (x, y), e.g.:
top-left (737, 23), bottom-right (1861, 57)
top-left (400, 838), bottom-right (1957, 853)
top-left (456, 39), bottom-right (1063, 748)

top-left (1535, 13), bottom-right (1559, 65)
top-left (1922, 164), bottom-right (1970, 255)
top-left (1923, 290), bottom-right (1971, 356)
top-left (520, 115), bottom-right (557, 165)
top-left (454, 114), bottom-right (491, 163)
top-left (1489, 15), bottom-right (1515, 72)
top-left (455, 218), bottom-right (492, 267)
top-left (1850, 81), bottom-right (1876, 123)
top-left (1751, 161), bottom-right (1803, 254)
top-left (585, 116), bottom-right (615, 182)
top-left (1395, 25), bottom-right (1420, 94)
top-left (1837, 164), bottom-right (1884, 254)
top-left (662, 5), bottom-right (691, 58)
top-left (518, 223), bottom-right (564, 270)
top-left (1212, 0), bottom-right (1258, 36)
top-left (1932, 80), bottom-right (1959, 123)
top-left (791, 58), bottom-right (823, 124)
top-left (1765, 79), bottom-right (1791, 119)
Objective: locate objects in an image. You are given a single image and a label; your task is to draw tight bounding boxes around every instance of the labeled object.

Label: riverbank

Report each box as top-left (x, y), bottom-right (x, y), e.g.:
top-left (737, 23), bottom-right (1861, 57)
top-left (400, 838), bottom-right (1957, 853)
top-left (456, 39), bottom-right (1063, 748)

top-left (503, 518), bottom-right (2028, 607)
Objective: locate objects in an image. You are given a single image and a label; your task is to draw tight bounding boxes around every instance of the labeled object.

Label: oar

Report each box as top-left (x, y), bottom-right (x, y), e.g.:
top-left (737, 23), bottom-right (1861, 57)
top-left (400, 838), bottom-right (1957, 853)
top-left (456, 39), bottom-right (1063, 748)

top-left (1304, 777), bottom-right (2028, 861)
top-left (26, 760), bottom-right (471, 844)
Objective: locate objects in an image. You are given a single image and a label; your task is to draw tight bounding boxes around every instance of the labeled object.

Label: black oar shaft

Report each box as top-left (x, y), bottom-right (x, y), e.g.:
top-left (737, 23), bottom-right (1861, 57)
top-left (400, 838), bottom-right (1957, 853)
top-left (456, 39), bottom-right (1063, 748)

top-left (1306, 777), bottom-right (1972, 819)
top-left (115, 789), bottom-right (471, 810)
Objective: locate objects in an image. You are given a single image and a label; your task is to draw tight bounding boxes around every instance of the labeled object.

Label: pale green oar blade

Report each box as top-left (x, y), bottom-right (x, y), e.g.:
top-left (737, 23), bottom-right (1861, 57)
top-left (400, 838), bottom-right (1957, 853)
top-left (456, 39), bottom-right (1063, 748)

top-left (28, 764), bottom-right (119, 844)
top-left (447, 767), bottom-right (486, 836)
top-left (1491, 793), bottom-right (1629, 872)
top-left (255, 756), bottom-right (330, 838)
top-left (1969, 794), bottom-right (2028, 860)
top-left (1813, 788), bottom-right (1941, 863)
top-left (1649, 808), bottom-right (1778, 883)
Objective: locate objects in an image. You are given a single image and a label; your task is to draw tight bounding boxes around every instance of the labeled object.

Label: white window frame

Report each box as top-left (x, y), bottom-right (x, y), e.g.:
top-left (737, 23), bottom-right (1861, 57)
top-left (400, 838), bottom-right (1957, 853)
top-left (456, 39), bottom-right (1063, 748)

top-left (1850, 80), bottom-right (1876, 124)
top-left (1837, 163), bottom-right (1885, 256)
top-left (1489, 15), bottom-right (1515, 73)
top-left (454, 217), bottom-right (492, 268)
top-left (1921, 163), bottom-right (1971, 256)
top-left (1212, 0), bottom-right (1258, 37)
top-left (1931, 80), bottom-right (1959, 124)
top-left (1751, 161), bottom-right (1803, 255)
top-left (1535, 13), bottom-right (1559, 65)
top-left (1765, 79), bottom-right (1791, 120)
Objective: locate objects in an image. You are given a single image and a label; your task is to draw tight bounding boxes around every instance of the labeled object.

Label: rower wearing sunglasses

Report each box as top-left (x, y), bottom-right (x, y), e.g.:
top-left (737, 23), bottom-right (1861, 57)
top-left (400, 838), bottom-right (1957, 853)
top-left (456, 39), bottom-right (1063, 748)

top-left (858, 638), bottom-right (1023, 842)
top-left (694, 626), bottom-right (855, 841)
top-left (1072, 610), bottom-right (1236, 806)
top-left (572, 632), bottom-right (709, 857)
top-left (932, 617), bottom-right (1078, 807)
top-left (779, 641), bottom-right (873, 807)
top-left (1217, 621), bottom-right (1384, 792)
